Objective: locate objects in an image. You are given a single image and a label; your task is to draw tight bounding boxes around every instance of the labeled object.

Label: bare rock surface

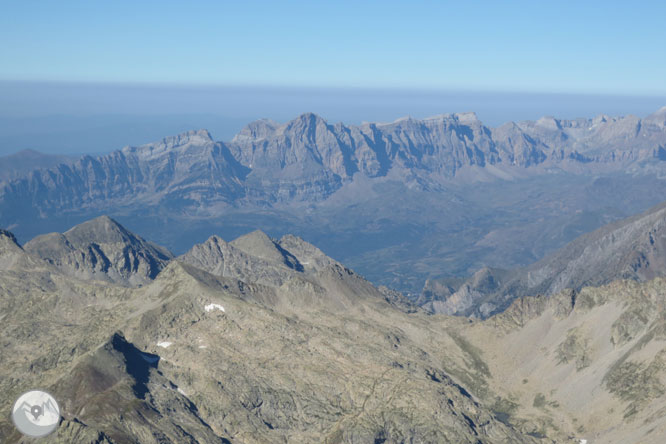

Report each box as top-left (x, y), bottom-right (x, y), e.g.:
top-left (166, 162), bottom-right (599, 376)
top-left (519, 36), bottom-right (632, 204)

top-left (0, 219), bottom-right (533, 443)
top-left (422, 200), bottom-right (666, 317)
top-left (24, 216), bottom-right (173, 286)
top-left (2, 216), bottom-right (666, 442)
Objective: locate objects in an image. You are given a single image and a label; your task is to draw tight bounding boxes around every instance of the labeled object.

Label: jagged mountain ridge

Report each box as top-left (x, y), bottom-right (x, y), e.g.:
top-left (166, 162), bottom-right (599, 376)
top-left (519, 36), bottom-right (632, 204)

top-left (230, 107), bottom-right (666, 180)
top-left (179, 230), bottom-right (327, 288)
top-left (3, 108), bottom-right (666, 298)
top-left (0, 129), bottom-right (248, 219)
top-left (24, 215), bottom-right (174, 287)
top-left (0, 219), bottom-right (536, 443)
top-left (420, 199), bottom-right (666, 317)
top-left (2, 108), bottom-right (666, 215)
top-left (2, 215), bottom-right (666, 442)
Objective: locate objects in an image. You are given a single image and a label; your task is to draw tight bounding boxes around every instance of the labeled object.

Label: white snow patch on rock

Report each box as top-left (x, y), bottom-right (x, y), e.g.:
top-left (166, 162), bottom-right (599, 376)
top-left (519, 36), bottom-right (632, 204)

top-left (205, 303), bottom-right (225, 313)
top-left (157, 341), bottom-right (173, 348)
top-left (178, 387), bottom-right (187, 396)
top-left (198, 345), bottom-right (207, 349)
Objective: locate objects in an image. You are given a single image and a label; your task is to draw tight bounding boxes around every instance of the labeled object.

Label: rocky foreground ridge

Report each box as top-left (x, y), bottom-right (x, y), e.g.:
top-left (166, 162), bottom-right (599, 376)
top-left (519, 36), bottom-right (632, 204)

top-left (1, 217), bottom-right (666, 443)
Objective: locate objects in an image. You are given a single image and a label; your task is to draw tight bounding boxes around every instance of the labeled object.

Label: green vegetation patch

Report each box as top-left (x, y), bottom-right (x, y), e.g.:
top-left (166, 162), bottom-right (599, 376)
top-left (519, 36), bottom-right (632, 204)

top-left (610, 307), bottom-right (651, 347)
top-left (555, 328), bottom-right (591, 371)
top-left (491, 396), bottom-right (519, 425)
top-left (604, 350), bottom-right (666, 418)
top-left (532, 393), bottom-right (546, 408)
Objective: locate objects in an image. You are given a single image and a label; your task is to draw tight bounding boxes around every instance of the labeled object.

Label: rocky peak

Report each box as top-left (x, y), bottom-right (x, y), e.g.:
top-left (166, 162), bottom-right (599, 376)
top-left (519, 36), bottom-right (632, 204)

top-left (277, 234), bottom-right (335, 272)
top-left (64, 215), bottom-right (138, 246)
top-left (645, 106), bottom-right (666, 127)
top-left (230, 230), bottom-right (301, 269)
top-left (279, 112), bottom-right (330, 138)
top-left (24, 216), bottom-right (173, 286)
top-left (0, 228), bottom-right (19, 248)
top-left (0, 227), bottom-right (46, 271)
top-left (536, 116), bottom-right (562, 131)
top-left (453, 111), bottom-right (480, 125)
top-left (122, 129), bottom-right (214, 159)
top-left (231, 118), bottom-right (280, 143)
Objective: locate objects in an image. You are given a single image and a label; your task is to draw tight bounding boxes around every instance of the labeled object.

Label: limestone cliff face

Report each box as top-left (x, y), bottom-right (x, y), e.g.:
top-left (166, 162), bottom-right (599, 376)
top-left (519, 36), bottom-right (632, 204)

top-left (0, 130), bottom-right (248, 222)
top-left (5, 109), bottom-right (666, 220)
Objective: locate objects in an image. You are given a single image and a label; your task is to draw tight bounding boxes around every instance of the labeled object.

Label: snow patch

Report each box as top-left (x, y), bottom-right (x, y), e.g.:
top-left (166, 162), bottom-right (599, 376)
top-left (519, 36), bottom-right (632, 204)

top-left (205, 303), bottom-right (225, 313)
top-left (157, 341), bottom-right (173, 348)
top-left (579, 440), bottom-right (587, 444)
top-left (198, 345), bottom-right (207, 349)
top-left (177, 387), bottom-right (187, 396)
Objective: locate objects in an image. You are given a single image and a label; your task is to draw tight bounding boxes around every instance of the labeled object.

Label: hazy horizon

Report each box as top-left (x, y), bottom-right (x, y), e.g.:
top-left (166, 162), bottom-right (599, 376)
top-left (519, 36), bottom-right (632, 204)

top-left (3, 1), bottom-right (665, 156)
top-left (1, 80), bottom-right (665, 156)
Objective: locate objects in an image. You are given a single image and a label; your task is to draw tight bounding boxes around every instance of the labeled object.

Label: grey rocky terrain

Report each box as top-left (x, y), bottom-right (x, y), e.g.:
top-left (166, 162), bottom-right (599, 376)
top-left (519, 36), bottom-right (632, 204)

top-left (2, 215), bottom-right (666, 443)
top-left (420, 199), bottom-right (666, 317)
top-left (24, 215), bottom-right (173, 287)
top-left (0, 218), bottom-right (535, 443)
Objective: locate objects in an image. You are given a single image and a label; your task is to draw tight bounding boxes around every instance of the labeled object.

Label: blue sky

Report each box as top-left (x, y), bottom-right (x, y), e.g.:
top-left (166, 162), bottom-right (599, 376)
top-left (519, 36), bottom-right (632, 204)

top-left (2, 0), bottom-right (665, 94)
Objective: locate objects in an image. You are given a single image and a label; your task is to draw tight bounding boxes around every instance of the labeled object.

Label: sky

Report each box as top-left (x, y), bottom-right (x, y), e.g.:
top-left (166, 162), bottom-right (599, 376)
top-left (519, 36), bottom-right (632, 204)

top-left (1, 1), bottom-right (665, 154)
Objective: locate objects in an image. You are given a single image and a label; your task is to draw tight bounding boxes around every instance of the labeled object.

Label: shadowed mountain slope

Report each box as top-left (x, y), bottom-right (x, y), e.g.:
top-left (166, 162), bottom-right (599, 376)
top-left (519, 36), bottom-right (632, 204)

top-left (420, 200), bottom-right (666, 317)
top-left (24, 215), bottom-right (173, 286)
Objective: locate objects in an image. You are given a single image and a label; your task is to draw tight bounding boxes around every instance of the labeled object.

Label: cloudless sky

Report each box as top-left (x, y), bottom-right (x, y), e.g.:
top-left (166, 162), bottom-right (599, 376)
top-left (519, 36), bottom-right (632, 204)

top-left (2, 0), bottom-right (666, 94)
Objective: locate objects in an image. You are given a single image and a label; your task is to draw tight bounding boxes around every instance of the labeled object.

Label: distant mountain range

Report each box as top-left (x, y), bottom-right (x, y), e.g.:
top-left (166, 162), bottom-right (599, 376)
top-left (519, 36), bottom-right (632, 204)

top-left (0, 149), bottom-right (74, 182)
top-left (2, 108), bottom-right (666, 295)
top-left (5, 107), bottom-right (666, 209)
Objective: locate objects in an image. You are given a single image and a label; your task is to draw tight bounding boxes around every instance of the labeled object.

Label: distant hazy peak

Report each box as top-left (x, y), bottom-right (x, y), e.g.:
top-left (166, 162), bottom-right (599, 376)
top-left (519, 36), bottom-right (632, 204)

top-left (646, 106), bottom-right (666, 125)
top-left (535, 116), bottom-right (562, 130)
top-left (122, 129), bottom-right (214, 156)
top-left (231, 118), bottom-right (280, 143)
top-left (6, 149), bottom-right (48, 158)
top-left (163, 128), bottom-right (213, 143)
top-left (294, 111), bottom-right (325, 122)
top-left (281, 112), bottom-right (328, 132)
top-left (443, 111), bottom-right (480, 124)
